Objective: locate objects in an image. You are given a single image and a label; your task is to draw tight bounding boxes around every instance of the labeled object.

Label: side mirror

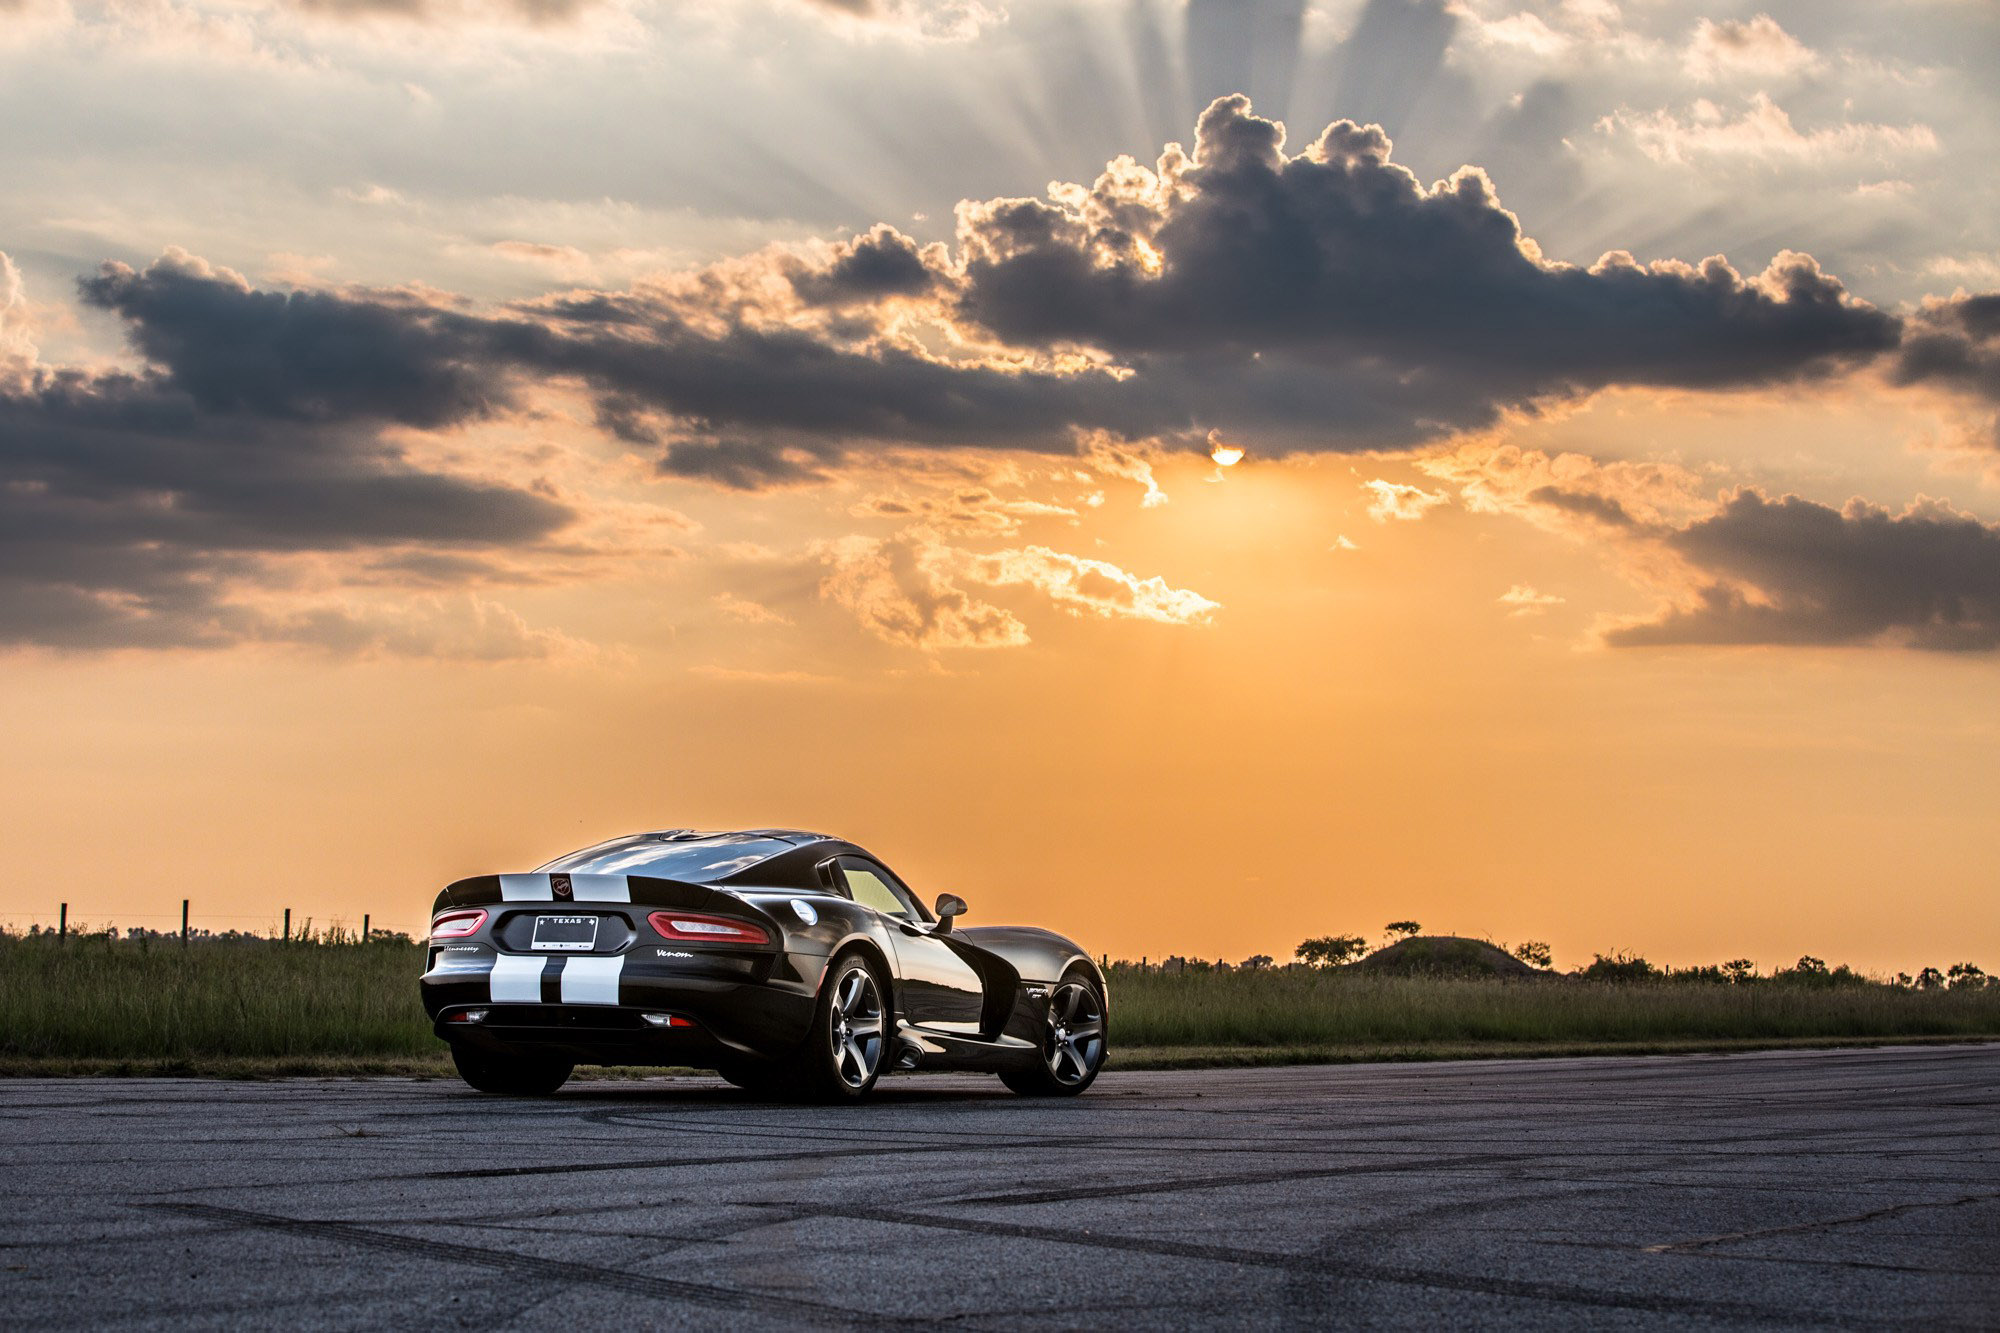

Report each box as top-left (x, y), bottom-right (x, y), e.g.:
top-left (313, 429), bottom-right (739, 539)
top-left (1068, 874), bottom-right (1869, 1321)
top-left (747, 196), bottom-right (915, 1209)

top-left (933, 893), bottom-right (968, 933)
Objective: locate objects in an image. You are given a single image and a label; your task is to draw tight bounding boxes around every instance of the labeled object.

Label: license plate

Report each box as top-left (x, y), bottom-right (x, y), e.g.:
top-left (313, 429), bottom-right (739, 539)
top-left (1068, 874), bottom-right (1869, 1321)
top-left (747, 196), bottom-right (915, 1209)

top-left (531, 914), bottom-right (599, 952)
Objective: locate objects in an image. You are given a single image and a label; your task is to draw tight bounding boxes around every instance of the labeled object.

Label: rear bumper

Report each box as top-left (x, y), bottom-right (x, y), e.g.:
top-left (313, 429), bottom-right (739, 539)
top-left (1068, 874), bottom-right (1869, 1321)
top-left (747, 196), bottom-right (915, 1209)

top-left (421, 947), bottom-right (822, 1067)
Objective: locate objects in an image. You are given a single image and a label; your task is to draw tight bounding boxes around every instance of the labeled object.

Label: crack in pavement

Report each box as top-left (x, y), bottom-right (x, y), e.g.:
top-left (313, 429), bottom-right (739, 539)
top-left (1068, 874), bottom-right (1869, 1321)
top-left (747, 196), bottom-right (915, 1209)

top-left (750, 1201), bottom-right (1906, 1327)
top-left (139, 1202), bottom-right (926, 1327)
top-left (956, 1150), bottom-right (1540, 1205)
top-left (1642, 1192), bottom-right (2000, 1254)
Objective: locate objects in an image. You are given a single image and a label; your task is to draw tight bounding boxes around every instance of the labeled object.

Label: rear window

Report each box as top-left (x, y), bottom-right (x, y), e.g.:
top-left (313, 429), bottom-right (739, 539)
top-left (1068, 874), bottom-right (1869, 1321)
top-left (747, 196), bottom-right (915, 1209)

top-left (536, 833), bottom-right (789, 880)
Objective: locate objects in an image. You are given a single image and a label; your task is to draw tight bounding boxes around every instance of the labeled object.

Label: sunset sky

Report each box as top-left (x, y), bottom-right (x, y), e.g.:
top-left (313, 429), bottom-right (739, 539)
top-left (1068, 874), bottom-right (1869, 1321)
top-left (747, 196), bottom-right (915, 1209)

top-left (4, 0), bottom-right (1998, 973)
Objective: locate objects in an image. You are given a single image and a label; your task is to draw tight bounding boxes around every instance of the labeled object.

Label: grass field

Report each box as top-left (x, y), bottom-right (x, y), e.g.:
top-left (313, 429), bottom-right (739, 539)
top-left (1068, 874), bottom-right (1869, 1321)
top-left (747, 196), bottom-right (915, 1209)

top-left (2, 933), bottom-right (1995, 1077)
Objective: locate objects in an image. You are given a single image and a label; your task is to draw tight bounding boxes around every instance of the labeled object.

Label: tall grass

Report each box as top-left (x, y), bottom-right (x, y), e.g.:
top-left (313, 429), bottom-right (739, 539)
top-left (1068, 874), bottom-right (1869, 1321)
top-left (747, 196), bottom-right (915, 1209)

top-left (1108, 966), bottom-right (2000, 1048)
top-left (2, 934), bottom-right (1995, 1070)
top-left (0, 932), bottom-right (433, 1061)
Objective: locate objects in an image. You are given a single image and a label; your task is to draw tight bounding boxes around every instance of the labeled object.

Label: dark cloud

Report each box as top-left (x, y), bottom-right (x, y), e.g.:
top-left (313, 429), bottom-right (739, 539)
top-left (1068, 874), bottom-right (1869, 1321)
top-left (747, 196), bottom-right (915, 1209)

top-left (788, 226), bottom-right (938, 308)
top-left (1528, 486), bottom-right (1638, 529)
top-left (54, 103), bottom-right (1909, 498)
top-left (1609, 491), bottom-right (2000, 651)
top-left (0, 254), bottom-right (573, 653)
top-left (18, 99), bottom-right (1964, 657)
top-left (658, 438), bottom-right (841, 491)
top-left (1891, 293), bottom-right (2000, 410)
top-left (954, 97), bottom-right (1900, 421)
top-left (79, 252), bottom-right (504, 429)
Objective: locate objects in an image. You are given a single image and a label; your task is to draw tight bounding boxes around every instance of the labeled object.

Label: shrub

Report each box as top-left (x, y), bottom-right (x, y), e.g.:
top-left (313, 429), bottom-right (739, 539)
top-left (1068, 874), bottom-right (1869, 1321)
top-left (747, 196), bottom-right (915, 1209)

top-left (1580, 952), bottom-right (1658, 982)
top-left (1512, 941), bottom-right (1553, 969)
top-left (1296, 935), bottom-right (1368, 968)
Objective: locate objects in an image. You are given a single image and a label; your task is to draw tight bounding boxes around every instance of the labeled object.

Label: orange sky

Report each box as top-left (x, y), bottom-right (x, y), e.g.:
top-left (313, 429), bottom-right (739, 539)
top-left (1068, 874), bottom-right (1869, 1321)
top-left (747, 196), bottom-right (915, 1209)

top-left (6, 398), bottom-right (1996, 976)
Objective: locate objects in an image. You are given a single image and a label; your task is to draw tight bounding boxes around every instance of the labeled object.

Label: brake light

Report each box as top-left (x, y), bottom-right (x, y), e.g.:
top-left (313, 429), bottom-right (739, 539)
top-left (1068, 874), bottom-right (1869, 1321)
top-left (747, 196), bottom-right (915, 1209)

top-left (648, 911), bottom-right (771, 946)
top-left (431, 909), bottom-right (487, 940)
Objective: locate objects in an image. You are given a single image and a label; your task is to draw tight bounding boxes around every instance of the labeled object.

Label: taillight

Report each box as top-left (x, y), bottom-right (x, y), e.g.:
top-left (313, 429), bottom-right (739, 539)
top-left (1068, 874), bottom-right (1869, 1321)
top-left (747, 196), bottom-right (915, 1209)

top-left (647, 911), bottom-right (771, 946)
top-left (431, 909), bottom-right (487, 940)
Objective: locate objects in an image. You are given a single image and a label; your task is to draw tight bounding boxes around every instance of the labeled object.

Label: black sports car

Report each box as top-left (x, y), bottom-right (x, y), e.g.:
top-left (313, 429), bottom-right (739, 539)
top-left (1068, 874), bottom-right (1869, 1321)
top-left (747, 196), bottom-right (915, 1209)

top-left (419, 829), bottom-right (1108, 1100)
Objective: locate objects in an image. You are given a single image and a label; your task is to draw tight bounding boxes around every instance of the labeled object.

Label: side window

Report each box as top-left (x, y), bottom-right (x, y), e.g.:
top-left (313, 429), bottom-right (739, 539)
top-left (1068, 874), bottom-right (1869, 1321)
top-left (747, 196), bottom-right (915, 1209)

top-left (838, 857), bottom-right (924, 921)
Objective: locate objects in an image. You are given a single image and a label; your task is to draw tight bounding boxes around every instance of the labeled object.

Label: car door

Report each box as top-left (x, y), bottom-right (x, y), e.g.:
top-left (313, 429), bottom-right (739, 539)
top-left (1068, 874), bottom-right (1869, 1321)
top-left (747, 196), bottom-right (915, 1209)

top-left (832, 855), bottom-right (984, 1034)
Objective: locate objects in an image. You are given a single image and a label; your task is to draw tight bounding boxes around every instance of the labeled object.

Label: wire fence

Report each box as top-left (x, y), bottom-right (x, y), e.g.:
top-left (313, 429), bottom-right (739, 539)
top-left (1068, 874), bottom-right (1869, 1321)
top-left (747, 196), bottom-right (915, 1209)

top-left (0, 903), bottom-right (422, 943)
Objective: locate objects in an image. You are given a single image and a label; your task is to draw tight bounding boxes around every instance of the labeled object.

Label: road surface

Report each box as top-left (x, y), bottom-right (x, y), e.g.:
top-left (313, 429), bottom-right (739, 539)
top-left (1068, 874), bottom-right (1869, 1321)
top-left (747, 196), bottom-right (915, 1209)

top-left (2, 1045), bottom-right (1996, 1328)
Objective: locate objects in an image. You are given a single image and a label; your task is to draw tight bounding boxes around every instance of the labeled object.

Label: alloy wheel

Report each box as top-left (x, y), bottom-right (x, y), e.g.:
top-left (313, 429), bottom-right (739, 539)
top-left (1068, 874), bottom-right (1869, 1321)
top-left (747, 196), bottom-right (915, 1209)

top-left (1043, 979), bottom-right (1105, 1086)
top-left (829, 964), bottom-right (885, 1089)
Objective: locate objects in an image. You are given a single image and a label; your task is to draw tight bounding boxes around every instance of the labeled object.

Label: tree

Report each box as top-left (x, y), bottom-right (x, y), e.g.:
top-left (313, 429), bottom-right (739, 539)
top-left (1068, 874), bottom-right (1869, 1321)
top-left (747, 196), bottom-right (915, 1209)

top-left (1239, 954), bottom-right (1274, 971)
top-left (1384, 920), bottom-right (1422, 942)
top-left (1721, 959), bottom-right (1757, 984)
top-left (1916, 967), bottom-right (1945, 990)
top-left (1947, 962), bottom-right (1989, 990)
top-left (1296, 934), bottom-right (1368, 968)
top-left (1512, 940), bottom-right (1552, 969)
top-left (1794, 955), bottom-right (1828, 976)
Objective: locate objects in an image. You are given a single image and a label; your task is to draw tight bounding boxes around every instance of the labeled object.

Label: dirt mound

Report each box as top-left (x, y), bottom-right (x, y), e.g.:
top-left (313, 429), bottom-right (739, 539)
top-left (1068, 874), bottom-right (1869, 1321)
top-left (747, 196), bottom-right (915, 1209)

top-left (1348, 936), bottom-right (1545, 979)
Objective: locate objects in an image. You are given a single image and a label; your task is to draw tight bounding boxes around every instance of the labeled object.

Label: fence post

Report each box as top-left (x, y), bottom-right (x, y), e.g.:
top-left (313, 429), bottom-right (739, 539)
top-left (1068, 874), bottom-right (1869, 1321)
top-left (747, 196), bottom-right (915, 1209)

top-left (181, 899), bottom-right (189, 943)
top-left (283, 908), bottom-right (291, 943)
top-left (59, 902), bottom-right (67, 941)
top-left (362, 914), bottom-right (370, 942)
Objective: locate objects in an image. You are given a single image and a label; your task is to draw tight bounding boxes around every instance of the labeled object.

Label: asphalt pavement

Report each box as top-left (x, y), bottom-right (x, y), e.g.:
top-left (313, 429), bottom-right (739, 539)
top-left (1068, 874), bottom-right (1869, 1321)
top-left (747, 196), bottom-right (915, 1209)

top-left (2, 1045), bottom-right (1996, 1329)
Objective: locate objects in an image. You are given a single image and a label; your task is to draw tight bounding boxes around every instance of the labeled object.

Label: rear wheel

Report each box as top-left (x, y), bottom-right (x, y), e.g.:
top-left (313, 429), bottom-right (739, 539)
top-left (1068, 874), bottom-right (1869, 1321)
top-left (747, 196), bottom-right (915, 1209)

top-left (1000, 973), bottom-right (1106, 1097)
top-left (795, 952), bottom-right (889, 1102)
top-left (450, 1045), bottom-right (573, 1096)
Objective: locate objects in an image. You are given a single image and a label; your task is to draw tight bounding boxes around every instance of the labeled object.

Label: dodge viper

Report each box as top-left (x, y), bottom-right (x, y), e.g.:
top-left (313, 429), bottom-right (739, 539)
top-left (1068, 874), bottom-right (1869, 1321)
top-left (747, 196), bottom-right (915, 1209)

top-left (419, 829), bottom-right (1108, 1100)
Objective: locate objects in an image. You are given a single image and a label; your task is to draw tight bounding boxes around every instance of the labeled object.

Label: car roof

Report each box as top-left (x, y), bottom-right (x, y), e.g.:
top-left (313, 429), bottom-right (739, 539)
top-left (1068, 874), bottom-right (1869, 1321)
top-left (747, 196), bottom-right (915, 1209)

top-left (533, 828), bottom-right (852, 886)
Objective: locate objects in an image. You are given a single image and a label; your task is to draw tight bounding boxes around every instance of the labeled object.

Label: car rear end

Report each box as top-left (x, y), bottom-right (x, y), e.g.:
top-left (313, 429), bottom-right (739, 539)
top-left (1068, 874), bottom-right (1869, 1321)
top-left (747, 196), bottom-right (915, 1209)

top-left (420, 874), bottom-right (821, 1069)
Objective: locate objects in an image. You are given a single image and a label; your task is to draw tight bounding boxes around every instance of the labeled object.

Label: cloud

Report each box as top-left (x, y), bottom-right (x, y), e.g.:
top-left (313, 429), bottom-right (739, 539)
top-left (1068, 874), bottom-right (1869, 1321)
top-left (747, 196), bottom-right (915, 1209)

top-left (1602, 94), bottom-right (1939, 167)
top-left (958, 546), bottom-right (1219, 626)
top-left (1892, 293), bottom-right (2000, 408)
top-left (1609, 491), bottom-right (2000, 651)
top-left (1499, 584), bottom-right (1563, 615)
top-left (266, 593), bottom-right (594, 661)
top-left (491, 240), bottom-right (594, 274)
top-left (816, 532), bottom-right (1028, 650)
top-left (852, 487), bottom-right (1078, 537)
top-left (1417, 441), bottom-right (1711, 534)
top-left (53, 101), bottom-right (1906, 499)
top-left (795, 0), bottom-right (1004, 42)
top-left (713, 592), bottom-right (791, 625)
top-left (0, 251), bottom-right (35, 386)
top-left (1364, 480), bottom-right (1450, 523)
top-left (815, 529), bottom-right (1217, 649)
top-left (1684, 16), bottom-right (1820, 82)
top-left (0, 253), bottom-right (576, 653)
top-left (79, 249), bottom-right (506, 429)
top-left (950, 97), bottom-right (1900, 448)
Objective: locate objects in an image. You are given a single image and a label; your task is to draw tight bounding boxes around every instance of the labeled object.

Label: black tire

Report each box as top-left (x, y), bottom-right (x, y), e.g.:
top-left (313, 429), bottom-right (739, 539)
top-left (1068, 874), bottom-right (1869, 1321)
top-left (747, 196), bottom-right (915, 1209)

top-left (1000, 971), bottom-right (1106, 1097)
top-left (793, 950), bottom-right (890, 1103)
top-left (450, 1044), bottom-right (573, 1096)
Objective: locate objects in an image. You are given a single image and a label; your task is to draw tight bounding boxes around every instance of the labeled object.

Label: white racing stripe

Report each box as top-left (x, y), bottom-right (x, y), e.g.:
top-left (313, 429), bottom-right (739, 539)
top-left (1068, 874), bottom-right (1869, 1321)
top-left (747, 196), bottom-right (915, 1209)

top-left (561, 955), bottom-right (624, 1005)
top-left (570, 875), bottom-right (631, 903)
top-left (489, 954), bottom-right (547, 1002)
top-left (498, 874), bottom-right (554, 901)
